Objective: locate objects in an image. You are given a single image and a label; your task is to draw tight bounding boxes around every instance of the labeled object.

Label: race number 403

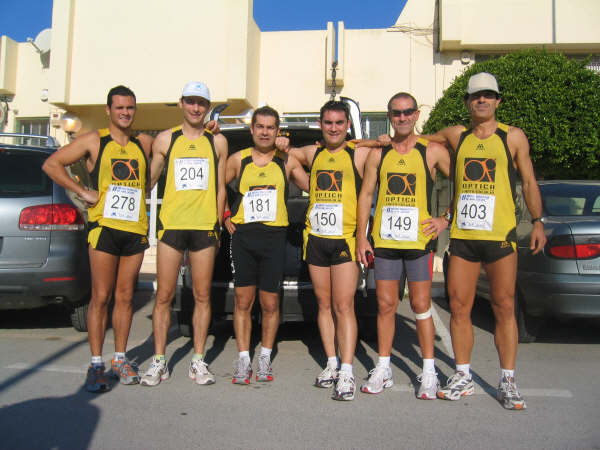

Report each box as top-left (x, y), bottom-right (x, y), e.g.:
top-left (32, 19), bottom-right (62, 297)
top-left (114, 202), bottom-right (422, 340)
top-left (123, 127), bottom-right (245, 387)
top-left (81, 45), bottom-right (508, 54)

top-left (174, 158), bottom-right (209, 191)
top-left (456, 193), bottom-right (495, 231)
top-left (243, 189), bottom-right (277, 223)
top-left (103, 185), bottom-right (142, 222)
top-left (309, 203), bottom-right (343, 236)
top-left (380, 206), bottom-right (419, 241)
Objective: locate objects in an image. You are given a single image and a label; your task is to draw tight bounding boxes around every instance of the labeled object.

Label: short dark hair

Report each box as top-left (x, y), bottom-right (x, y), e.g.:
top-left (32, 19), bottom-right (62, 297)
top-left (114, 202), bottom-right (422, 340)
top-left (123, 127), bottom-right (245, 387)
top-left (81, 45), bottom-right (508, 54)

top-left (320, 100), bottom-right (350, 121)
top-left (387, 92), bottom-right (418, 112)
top-left (251, 105), bottom-right (280, 128)
top-left (107, 85), bottom-right (136, 107)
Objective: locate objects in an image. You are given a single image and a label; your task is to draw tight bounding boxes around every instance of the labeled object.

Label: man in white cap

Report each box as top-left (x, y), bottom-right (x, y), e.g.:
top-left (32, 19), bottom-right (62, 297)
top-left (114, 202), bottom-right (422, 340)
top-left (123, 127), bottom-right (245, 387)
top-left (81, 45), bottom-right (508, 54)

top-left (428, 72), bottom-right (546, 409)
top-left (141, 82), bottom-right (228, 386)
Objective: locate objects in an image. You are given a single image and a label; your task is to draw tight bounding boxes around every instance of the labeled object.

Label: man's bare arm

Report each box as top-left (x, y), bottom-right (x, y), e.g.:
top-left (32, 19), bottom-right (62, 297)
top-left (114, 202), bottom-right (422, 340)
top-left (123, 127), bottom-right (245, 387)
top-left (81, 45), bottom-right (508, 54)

top-left (149, 130), bottom-right (170, 189)
top-left (213, 133), bottom-right (228, 225)
top-left (356, 149), bottom-right (381, 265)
top-left (42, 130), bottom-right (100, 205)
top-left (223, 151), bottom-right (241, 235)
top-left (288, 155), bottom-right (309, 192)
top-left (510, 127), bottom-right (546, 254)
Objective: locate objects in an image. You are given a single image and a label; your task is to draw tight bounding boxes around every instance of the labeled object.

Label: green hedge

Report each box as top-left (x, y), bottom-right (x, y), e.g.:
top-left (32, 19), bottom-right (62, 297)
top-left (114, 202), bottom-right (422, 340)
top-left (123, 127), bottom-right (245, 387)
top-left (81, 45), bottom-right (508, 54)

top-left (422, 50), bottom-right (600, 180)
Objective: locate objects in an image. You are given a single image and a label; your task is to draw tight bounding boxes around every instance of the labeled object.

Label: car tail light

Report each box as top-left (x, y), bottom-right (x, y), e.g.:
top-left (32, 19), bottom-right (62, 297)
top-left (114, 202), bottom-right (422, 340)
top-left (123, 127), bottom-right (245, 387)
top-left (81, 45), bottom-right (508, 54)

top-left (548, 234), bottom-right (600, 260)
top-left (19, 204), bottom-right (84, 231)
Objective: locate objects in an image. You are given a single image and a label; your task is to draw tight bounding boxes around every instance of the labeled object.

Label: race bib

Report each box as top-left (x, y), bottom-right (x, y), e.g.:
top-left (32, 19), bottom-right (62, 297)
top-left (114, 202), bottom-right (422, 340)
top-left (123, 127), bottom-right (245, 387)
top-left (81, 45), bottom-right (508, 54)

top-left (309, 203), bottom-right (343, 236)
top-left (456, 193), bottom-right (495, 231)
top-left (243, 189), bottom-right (277, 223)
top-left (103, 185), bottom-right (142, 222)
top-left (174, 158), bottom-right (209, 191)
top-left (380, 206), bottom-right (419, 242)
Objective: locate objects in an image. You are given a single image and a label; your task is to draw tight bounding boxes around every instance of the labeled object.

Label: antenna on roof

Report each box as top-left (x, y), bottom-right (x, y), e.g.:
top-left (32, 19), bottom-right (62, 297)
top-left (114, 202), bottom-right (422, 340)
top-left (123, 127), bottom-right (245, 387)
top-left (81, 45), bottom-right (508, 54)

top-left (27, 28), bottom-right (52, 68)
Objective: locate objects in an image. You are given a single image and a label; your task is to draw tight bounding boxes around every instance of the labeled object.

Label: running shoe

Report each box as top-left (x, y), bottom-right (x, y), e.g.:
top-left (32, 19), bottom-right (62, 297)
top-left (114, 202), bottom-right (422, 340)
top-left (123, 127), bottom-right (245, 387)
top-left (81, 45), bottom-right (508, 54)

top-left (416, 372), bottom-right (439, 400)
top-left (315, 365), bottom-right (338, 388)
top-left (140, 358), bottom-right (169, 387)
top-left (110, 358), bottom-right (140, 385)
top-left (85, 364), bottom-right (111, 393)
top-left (256, 354), bottom-right (274, 382)
top-left (189, 358), bottom-right (215, 385)
top-left (360, 365), bottom-right (393, 394)
top-left (333, 371), bottom-right (355, 401)
top-left (497, 375), bottom-right (527, 410)
top-left (232, 358), bottom-right (252, 385)
top-left (437, 371), bottom-right (474, 400)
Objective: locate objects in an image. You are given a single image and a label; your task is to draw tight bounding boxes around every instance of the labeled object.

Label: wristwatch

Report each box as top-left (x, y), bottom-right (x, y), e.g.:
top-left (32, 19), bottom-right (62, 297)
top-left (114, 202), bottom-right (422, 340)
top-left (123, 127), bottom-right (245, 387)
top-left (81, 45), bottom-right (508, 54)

top-left (442, 210), bottom-right (453, 223)
top-left (531, 217), bottom-right (542, 224)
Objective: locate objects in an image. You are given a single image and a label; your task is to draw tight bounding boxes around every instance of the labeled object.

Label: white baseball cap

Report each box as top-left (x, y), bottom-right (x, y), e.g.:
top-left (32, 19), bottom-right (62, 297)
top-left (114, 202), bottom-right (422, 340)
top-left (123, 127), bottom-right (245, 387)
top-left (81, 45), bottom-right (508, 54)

top-left (181, 81), bottom-right (211, 101)
top-left (466, 72), bottom-right (500, 95)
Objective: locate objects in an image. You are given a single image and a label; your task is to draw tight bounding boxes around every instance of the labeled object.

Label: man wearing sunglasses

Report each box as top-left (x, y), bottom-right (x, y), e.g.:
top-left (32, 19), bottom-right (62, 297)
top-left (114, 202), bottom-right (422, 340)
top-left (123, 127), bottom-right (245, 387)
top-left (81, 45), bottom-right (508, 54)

top-left (356, 93), bottom-right (450, 399)
top-left (141, 82), bottom-right (228, 387)
top-left (429, 72), bottom-right (546, 409)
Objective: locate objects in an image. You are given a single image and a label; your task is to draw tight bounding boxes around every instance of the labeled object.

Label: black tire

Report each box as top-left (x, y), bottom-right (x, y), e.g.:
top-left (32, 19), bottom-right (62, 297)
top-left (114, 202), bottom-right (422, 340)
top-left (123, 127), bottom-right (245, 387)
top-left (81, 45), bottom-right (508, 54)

top-left (177, 311), bottom-right (193, 338)
top-left (515, 289), bottom-right (537, 343)
top-left (70, 302), bottom-right (89, 332)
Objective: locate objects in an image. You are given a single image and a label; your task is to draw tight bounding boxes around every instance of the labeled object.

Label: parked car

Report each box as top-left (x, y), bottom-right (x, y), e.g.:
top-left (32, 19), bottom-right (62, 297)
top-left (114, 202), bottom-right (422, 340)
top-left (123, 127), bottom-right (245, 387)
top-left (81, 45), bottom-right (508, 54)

top-left (444, 180), bottom-right (600, 342)
top-left (0, 133), bottom-right (91, 330)
top-left (173, 98), bottom-right (379, 337)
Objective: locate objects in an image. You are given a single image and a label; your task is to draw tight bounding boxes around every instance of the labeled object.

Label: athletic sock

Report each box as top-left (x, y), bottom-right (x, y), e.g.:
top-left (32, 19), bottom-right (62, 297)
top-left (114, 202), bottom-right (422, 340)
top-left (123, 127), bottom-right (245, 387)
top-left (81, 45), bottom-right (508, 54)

top-left (340, 363), bottom-right (353, 376)
top-left (239, 351), bottom-right (250, 363)
top-left (422, 358), bottom-right (436, 374)
top-left (501, 368), bottom-right (515, 382)
top-left (114, 352), bottom-right (125, 361)
top-left (91, 356), bottom-right (103, 366)
top-left (192, 353), bottom-right (204, 361)
top-left (327, 356), bottom-right (338, 368)
top-left (456, 363), bottom-right (471, 377)
top-left (377, 356), bottom-right (391, 368)
top-left (154, 354), bottom-right (166, 362)
top-left (260, 347), bottom-right (272, 358)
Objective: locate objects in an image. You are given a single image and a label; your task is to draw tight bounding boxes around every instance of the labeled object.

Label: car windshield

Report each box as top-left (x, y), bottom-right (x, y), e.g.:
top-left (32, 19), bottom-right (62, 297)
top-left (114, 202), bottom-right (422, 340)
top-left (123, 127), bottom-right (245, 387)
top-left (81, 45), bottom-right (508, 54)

top-left (0, 149), bottom-right (52, 197)
top-left (541, 183), bottom-right (600, 216)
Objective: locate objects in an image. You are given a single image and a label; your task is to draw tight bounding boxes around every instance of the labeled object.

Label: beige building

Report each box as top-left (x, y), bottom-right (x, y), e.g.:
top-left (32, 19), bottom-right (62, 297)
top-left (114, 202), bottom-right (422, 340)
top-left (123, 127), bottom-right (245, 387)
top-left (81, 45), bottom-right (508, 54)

top-left (1, 0), bottom-right (599, 253)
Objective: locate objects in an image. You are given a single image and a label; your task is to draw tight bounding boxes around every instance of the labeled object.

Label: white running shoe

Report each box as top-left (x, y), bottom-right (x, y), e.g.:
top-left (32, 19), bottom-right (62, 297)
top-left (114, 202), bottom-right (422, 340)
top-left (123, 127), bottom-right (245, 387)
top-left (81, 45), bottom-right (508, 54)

top-left (497, 376), bottom-right (527, 410)
top-left (140, 358), bottom-right (169, 387)
top-left (437, 371), bottom-right (475, 400)
top-left (232, 357), bottom-right (252, 385)
top-left (333, 371), bottom-right (355, 401)
top-left (256, 355), bottom-right (274, 382)
top-left (315, 364), bottom-right (338, 388)
top-left (360, 365), bottom-right (393, 394)
top-left (188, 358), bottom-right (215, 385)
top-left (416, 372), bottom-right (439, 400)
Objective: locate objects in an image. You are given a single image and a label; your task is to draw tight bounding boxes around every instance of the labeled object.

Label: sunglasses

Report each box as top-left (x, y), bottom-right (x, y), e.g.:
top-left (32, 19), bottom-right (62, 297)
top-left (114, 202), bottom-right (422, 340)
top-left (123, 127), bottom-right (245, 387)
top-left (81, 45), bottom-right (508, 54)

top-left (390, 108), bottom-right (417, 117)
top-left (468, 90), bottom-right (498, 100)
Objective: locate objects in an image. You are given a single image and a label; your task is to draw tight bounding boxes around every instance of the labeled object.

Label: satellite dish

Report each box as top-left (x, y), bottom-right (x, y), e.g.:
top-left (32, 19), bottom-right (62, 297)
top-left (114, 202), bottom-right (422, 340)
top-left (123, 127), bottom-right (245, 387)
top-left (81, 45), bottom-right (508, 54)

top-left (34, 29), bottom-right (52, 54)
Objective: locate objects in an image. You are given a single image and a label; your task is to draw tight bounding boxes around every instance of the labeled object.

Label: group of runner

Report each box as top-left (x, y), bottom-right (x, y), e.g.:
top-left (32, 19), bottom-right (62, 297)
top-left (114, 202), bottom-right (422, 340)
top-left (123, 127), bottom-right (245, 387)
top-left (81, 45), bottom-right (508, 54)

top-left (42, 72), bottom-right (546, 410)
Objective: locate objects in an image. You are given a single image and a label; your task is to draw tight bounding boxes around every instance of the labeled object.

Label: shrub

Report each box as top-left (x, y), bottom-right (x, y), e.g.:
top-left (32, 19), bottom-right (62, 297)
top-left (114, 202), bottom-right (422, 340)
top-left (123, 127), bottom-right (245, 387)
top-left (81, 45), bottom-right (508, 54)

top-left (422, 49), bottom-right (600, 179)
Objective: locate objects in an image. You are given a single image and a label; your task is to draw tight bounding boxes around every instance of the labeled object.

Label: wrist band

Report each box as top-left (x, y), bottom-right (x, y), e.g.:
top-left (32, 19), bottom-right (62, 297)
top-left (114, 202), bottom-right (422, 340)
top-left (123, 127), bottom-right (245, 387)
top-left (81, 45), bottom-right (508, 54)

top-left (531, 217), bottom-right (542, 224)
top-left (223, 210), bottom-right (232, 219)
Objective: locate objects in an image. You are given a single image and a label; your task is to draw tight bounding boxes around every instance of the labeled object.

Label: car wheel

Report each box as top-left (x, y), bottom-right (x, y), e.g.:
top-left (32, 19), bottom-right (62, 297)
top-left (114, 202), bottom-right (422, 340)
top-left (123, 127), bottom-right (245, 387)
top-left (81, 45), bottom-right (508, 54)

top-left (514, 288), bottom-right (537, 344)
top-left (177, 311), bottom-right (193, 338)
top-left (70, 301), bottom-right (89, 332)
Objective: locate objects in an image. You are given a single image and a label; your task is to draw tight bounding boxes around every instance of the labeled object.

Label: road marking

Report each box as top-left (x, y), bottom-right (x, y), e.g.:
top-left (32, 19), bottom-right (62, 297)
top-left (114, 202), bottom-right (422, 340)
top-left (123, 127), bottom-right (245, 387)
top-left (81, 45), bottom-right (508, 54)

top-left (431, 303), bottom-right (454, 359)
top-left (391, 383), bottom-right (572, 398)
top-left (5, 363), bottom-right (87, 374)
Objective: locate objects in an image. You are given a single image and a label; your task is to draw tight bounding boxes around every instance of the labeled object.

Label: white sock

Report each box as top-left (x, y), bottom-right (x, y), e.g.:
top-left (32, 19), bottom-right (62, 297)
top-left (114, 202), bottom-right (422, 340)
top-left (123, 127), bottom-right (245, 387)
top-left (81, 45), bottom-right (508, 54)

top-left (377, 356), bottom-right (391, 368)
top-left (501, 368), bottom-right (515, 381)
top-left (327, 356), bottom-right (338, 368)
top-left (422, 358), bottom-right (435, 374)
top-left (456, 363), bottom-right (470, 377)
top-left (114, 352), bottom-right (125, 361)
top-left (239, 351), bottom-right (250, 362)
top-left (91, 356), bottom-right (103, 366)
top-left (260, 347), bottom-right (272, 358)
top-left (340, 363), bottom-right (353, 376)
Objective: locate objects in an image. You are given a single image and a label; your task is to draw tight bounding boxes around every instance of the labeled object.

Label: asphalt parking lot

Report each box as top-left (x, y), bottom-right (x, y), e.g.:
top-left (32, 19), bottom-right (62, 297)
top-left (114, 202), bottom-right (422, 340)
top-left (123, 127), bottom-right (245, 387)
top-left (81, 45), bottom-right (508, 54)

top-left (1, 275), bottom-right (599, 449)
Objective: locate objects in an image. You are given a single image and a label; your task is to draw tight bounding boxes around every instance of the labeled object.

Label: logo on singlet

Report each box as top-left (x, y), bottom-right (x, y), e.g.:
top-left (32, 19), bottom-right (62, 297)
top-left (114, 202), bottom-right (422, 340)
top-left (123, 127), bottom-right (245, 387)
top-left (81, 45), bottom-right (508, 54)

top-left (258, 172), bottom-right (266, 178)
top-left (328, 157), bottom-right (336, 163)
top-left (386, 172), bottom-right (416, 196)
top-left (189, 144), bottom-right (196, 150)
top-left (463, 157), bottom-right (495, 183)
top-left (111, 159), bottom-right (139, 181)
top-left (316, 170), bottom-right (343, 192)
top-left (397, 159), bottom-right (406, 166)
top-left (476, 144), bottom-right (485, 151)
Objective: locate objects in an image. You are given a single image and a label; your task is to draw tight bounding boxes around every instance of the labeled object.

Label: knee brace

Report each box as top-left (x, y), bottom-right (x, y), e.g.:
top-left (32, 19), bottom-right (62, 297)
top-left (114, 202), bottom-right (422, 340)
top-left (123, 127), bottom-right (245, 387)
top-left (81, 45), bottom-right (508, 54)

top-left (414, 307), bottom-right (432, 320)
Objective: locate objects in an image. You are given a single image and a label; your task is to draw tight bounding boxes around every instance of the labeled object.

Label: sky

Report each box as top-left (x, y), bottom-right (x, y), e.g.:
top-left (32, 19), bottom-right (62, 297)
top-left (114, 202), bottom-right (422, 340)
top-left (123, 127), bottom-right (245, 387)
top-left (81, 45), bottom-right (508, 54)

top-left (0, 0), bottom-right (407, 42)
